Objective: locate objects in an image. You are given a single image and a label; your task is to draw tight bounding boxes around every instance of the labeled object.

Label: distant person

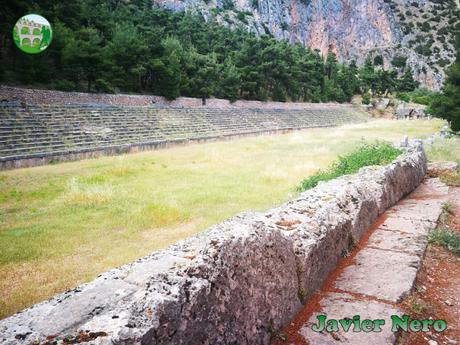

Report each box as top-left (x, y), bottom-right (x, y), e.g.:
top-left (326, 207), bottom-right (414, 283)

top-left (39, 26), bottom-right (50, 49)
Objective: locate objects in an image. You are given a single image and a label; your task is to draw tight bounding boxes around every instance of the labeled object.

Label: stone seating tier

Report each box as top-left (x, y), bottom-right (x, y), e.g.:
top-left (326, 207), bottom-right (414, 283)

top-left (0, 104), bottom-right (367, 166)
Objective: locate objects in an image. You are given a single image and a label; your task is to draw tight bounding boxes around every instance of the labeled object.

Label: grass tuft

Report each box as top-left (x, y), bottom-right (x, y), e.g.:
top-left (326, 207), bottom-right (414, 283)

top-left (442, 202), bottom-right (454, 215)
top-left (62, 177), bottom-right (114, 206)
top-left (428, 229), bottom-right (460, 255)
top-left (297, 141), bottom-right (401, 192)
top-left (131, 203), bottom-right (189, 229)
top-left (404, 296), bottom-right (432, 317)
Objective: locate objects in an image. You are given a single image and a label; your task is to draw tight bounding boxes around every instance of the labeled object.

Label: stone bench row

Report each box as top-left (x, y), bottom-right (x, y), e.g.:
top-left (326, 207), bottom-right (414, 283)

top-left (0, 125), bottom-right (281, 143)
top-left (0, 115), bottom-right (337, 125)
top-left (2, 109), bottom-right (356, 119)
top-left (0, 127), bottom-right (343, 151)
top-left (0, 118), bottom-right (334, 133)
top-left (0, 114), bottom-right (342, 124)
top-left (0, 104), bottom-right (367, 168)
top-left (0, 118), bottom-right (339, 132)
top-left (1, 127), bottom-right (306, 155)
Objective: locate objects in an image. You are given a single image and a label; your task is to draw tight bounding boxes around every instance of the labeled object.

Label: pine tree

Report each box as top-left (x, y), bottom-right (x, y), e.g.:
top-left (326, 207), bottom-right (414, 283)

top-left (215, 58), bottom-right (241, 102)
top-left (61, 28), bottom-right (105, 92)
top-left (359, 57), bottom-right (377, 94)
top-left (397, 69), bottom-right (419, 92)
top-left (430, 34), bottom-right (460, 131)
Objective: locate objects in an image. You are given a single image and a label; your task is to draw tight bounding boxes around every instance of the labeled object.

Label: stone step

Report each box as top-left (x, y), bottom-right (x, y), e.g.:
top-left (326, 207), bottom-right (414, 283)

top-left (0, 104), bottom-right (367, 164)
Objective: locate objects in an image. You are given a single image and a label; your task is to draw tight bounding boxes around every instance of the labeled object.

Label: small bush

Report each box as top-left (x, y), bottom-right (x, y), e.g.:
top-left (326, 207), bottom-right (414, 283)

top-left (412, 95), bottom-right (431, 105)
top-left (429, 229), bottom-right (460, 255)
top-left (391, 56), bottom-right (407, 68)
top-left (362, 92), bottom-right (371, 105)
top-left (439, 171), bottom-right (460, 187)
top-left (415, 44), bottom-right (432, 56)
top-left (397, 92), bottom-right (411, 102)
top-left (236, 11), bottom-right (248, 24)
top-left (442, 201), bottom-right (454, 215)
top-left (297, 142), bottom-right (402, 191)
top-left (54, 79), bottom-right (76, 91)
top-left (397, 88), bottom-right (438, 106)
top-left (94, 79), bottom-right (115, 94)
top-left (374, 55), bottom-right (384, 66)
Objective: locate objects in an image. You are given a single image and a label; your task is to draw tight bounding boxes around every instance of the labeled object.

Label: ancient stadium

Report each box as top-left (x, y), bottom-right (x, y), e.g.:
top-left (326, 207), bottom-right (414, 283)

top-left (1, 82), bottom-right (459, 345)
top-left (2, 0), bottom-right (460, 342)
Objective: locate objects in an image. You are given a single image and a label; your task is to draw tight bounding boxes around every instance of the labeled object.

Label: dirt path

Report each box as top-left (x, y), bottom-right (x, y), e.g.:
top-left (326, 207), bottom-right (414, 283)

top-left (398, 186), bottom-right (460, 345)
top-left (272, 179), bottom-right (449, 345)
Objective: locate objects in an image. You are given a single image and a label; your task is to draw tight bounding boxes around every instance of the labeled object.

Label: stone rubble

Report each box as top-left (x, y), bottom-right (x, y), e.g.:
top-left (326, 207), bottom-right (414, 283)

top-left (427, 161), bottom-right (459, 177)
top-left (395, 101), bottom-right (427, 120)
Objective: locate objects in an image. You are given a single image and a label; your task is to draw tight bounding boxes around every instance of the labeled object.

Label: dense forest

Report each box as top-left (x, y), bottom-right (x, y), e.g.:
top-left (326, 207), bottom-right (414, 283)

top-left (1, 0), bottom-right (421, 102)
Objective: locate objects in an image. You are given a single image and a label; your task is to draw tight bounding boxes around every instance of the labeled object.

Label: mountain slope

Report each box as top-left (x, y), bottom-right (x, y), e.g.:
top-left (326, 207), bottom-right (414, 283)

top-left (155, 0), bottom-right (459, 90)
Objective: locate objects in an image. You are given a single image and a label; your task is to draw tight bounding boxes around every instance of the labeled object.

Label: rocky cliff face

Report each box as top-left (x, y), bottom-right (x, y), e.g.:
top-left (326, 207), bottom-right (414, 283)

top-left (154, 0), bottom-right (459, 90)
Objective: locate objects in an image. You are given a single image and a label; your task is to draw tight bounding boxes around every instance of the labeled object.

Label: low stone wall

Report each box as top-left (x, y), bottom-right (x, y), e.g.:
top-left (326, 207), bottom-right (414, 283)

top-left (0, 140), bottom-right (427, 345)
top-left (0, 85), bottom-right (352, 110)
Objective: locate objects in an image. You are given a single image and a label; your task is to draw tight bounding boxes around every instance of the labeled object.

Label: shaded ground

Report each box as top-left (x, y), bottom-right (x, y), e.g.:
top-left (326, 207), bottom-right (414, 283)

top-left (398, 186), bottom-right (460, 345)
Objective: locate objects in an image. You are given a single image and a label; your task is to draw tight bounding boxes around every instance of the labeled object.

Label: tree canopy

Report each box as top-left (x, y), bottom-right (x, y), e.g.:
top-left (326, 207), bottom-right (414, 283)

top-left (0, 0), bottom-right (419, 102)
top-left (430, 34), bottom-right (460, 131)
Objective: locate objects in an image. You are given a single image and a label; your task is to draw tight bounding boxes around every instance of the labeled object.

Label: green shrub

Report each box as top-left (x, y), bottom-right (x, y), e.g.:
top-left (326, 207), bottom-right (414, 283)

top-left (297, 142), bottom-right (402, 191)
top-left (362, 92), bottom-right (371, 105)
top-left (429, 229), bottom-right (460, 255)
top-left (222, 0), bottom-right (234, 10)
top-left (54, 79), bottom-right (76, 91)
top-left (397, 88), bottom-right (438, 106)
top-left (397, 92), bottom-right (411, 102)
top-left (415, 44), bottom-right (432, 56)
top-left (438, 58), bottom-right (451, 67)
top-left (94, 79), bottom-right (115, 93)
top-left (373, 55), bottom-right (384, 66)
top-left (391, 55), bottom-right (407, 68)
top-left (412, 95), bottom-right (431, 105)
top-left (236, 11), bottom-right (248, 24)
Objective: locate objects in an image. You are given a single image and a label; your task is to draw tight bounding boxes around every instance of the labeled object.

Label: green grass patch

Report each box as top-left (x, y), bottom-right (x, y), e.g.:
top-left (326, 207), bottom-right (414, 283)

top-left (428, 229), bottom-right (460, 255)
top-left (426, 137), bottom-right (460, 165)
top-left (439, 172), bottom-right (460, 187)
top-left (397, 88), bottom-right (438, 106)
top-left (297, 141), bottom-right (401, 192)
top-left (425, 137), bottom-right (460, 186)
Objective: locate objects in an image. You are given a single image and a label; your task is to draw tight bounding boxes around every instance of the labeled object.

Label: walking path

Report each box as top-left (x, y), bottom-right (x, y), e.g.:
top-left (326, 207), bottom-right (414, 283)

top-left (273, 178), bottom-right (449, 345)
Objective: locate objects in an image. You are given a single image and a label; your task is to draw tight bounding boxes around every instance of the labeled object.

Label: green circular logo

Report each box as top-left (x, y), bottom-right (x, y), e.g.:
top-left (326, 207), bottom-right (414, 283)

top-left (13, 14), bottom-right (52, 54)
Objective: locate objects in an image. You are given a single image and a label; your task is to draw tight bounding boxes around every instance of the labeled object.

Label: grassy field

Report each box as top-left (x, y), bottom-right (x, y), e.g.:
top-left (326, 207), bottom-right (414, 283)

top-left (0, 119), bottom-right (447, 318)
top-left (425, 136), bottom-right (460, 165)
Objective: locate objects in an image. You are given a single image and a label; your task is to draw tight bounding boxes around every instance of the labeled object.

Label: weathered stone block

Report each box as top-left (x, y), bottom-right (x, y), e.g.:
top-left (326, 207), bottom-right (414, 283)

top-left (300, 292), bottom-right (402, 345)
top-left (334, 247), bottom-right (421, 302)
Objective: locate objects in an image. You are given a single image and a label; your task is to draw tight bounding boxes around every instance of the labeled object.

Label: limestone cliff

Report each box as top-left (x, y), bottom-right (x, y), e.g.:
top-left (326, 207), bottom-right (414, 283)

top-left (154, 0), bottom-right (459, 90)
